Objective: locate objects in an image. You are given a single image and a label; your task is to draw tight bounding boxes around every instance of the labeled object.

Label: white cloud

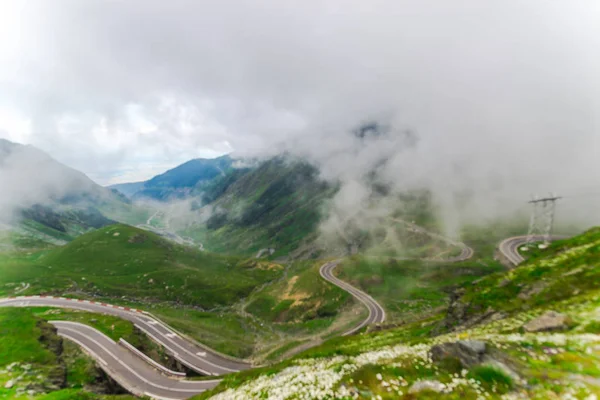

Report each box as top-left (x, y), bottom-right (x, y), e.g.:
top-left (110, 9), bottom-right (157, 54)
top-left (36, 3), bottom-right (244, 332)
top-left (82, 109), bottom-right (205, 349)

top-left (0, 0), bottom-right (598, 227)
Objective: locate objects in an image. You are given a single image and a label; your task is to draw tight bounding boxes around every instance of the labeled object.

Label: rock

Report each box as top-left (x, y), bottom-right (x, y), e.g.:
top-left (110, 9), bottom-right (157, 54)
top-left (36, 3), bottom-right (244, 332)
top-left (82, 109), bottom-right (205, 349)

top-left (4, 380), bottom-right (14, 389)
top-left (430, 340), bottom-right (487, 368)
top-left (409, 380), bottom-right (445, 394)
top-left (459, 340), bottom-right (486, 354)
top-left (523, 311), bottom-right (569, 332)
top-left (517, 283), bottom-right (545, 300)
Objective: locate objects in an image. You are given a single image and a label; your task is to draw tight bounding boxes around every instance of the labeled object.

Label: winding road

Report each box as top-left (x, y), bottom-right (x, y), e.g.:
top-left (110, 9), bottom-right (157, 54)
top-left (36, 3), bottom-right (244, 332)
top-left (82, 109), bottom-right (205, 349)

top-left (318, 225), bottom-right (475, 335)
top-left (498, 234), bottom-right (563, 266)
top-left (0, 296), bottom-right (251, 390)
top-left (319, 261), bottom-right (386, 335)
top-left (52, 321), bottom-right (220, 400)
top-left (0, 225), bottom-right (477, 399)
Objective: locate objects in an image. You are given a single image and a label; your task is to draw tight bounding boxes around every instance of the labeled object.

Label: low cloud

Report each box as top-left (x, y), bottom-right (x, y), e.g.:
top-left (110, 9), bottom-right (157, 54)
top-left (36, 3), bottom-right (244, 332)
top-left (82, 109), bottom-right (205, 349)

top-left (0, 0), bottom-right (598, 234)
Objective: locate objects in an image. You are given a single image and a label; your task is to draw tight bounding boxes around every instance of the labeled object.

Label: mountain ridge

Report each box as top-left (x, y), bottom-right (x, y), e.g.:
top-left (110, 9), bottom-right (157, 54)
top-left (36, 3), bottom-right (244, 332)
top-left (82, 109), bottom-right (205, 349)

top-left (109, 155), bottom-right (233, 201)
top-left (0, 138), bottom-right (146, 247)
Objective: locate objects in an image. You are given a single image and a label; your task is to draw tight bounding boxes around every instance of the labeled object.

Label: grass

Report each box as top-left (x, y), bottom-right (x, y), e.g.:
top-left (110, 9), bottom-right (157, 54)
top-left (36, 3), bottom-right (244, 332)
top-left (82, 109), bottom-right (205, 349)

top-left (0, 308), bottom-right (57, 367)
top-left (246, 260), bottom-right (350, 324)
top-left (0, 308), bottom-right (95, 398)
top-left (467, 365), bottom-right (514, 394)
top-left (263, 340), bottom-right (309, 361)
top-left (0, 224), bottom-right (283, 309)
top-left (336, 256), bottom-right (504, 322)
top-left (451, 227), bottom-right (600, 325)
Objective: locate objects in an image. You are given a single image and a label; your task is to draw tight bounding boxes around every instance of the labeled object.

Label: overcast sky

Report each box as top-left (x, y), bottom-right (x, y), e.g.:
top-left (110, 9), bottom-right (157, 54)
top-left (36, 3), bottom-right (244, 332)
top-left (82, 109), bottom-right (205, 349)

top-left (0, 0), bottom-right (599, 201)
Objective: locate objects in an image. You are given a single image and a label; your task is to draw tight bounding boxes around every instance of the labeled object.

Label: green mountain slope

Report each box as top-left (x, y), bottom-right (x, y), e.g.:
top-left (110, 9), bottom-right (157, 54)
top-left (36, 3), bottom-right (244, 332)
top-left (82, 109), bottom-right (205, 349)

top-left (183, 156), bottom-right (336, 257)
top-left (4, 224), bottom-right (283, 308)
top-left (0, 139), bottom-right (149, 249)
top-left (199, 228), bottom-right (600, 399)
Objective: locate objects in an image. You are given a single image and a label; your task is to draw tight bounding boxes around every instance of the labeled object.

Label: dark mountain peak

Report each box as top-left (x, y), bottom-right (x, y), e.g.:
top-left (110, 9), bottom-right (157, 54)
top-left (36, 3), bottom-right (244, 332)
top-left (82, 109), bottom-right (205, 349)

top-left (117, 154), bottom-right (234, 201)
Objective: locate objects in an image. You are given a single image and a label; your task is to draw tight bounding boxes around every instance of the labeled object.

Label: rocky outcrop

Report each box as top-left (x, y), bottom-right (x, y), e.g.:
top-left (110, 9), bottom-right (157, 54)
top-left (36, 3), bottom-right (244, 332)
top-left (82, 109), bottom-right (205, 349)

top-left (430, 339), bottom-right (522, 385)
top-left (523, 311), bottom-right (570, 332)
top-left (430, 340), bottom-right (487, 368)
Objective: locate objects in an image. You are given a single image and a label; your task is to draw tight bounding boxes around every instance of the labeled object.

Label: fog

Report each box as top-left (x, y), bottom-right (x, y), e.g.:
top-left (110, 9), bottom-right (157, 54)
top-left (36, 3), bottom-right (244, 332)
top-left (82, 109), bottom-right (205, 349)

top-left (0, 139), bottom-right (101, 225)
top-left (0, 0), bottom-right (599, 235)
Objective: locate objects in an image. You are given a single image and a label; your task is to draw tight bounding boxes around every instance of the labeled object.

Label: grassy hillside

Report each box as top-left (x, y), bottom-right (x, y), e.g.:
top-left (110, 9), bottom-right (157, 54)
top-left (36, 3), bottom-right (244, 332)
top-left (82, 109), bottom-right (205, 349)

top-left (1, 224), bottom-right (283, 308)
top-left (0, 138), bottom-right (149, 248)
top-left (198, 228), bottom-right (600, 399)
top-left (246, 261), bottom-right (350, 324)
top-left (337, 256), bottom-right (504, 322)
top-left (0, 195), bottom-right (152, 252)
top-left (183, 157), bottom-right (336, 257)
top-left (444, 227), bottom-right (600, 330)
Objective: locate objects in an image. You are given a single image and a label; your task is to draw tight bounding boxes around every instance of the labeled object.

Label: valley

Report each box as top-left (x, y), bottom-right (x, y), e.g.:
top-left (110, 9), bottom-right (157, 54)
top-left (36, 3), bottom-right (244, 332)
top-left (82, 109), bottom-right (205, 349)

top-left (1, 139), bottom-right (598, 400)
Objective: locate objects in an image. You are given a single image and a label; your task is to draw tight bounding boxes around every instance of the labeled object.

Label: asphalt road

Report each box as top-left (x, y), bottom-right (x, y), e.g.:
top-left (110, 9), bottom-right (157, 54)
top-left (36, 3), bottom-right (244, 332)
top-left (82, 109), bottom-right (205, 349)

top-left (498, 234), bottom-right (563, 266)
top-left (52, 321), bottom-right (220, 400)
top-left (498, 235), bottom-right (532, 266)
top-left (319, 261), bottom-right (386, 335)
top-left (0, 296), bottom-right (250, 376)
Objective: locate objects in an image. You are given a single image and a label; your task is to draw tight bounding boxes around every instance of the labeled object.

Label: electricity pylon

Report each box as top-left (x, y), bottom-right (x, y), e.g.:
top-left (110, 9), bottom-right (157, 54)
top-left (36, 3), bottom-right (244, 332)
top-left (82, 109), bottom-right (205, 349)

top-left (526, 194), bottom-right (560, 245)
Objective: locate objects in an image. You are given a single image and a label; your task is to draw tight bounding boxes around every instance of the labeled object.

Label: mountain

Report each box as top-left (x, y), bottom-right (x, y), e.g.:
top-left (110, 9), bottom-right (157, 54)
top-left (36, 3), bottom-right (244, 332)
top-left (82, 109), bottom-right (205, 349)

top-left (181, 156), bottom-right (337, 257)
top-left (0, 138), bottom-right (146, 248)
top-left (109, 155), bottom-right (233, 201)
top-left (25, 224), bottom-right (282, 308)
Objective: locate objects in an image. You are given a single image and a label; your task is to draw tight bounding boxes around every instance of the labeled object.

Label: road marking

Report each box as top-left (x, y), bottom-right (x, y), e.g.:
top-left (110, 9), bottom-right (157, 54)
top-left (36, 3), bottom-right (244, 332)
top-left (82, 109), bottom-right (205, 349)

top-left (134, 316), bottom-right (236, 374)
top-left (57, 326), bottom-right (211, 393)
top-left (133, 323), bottom-right (213, 376)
